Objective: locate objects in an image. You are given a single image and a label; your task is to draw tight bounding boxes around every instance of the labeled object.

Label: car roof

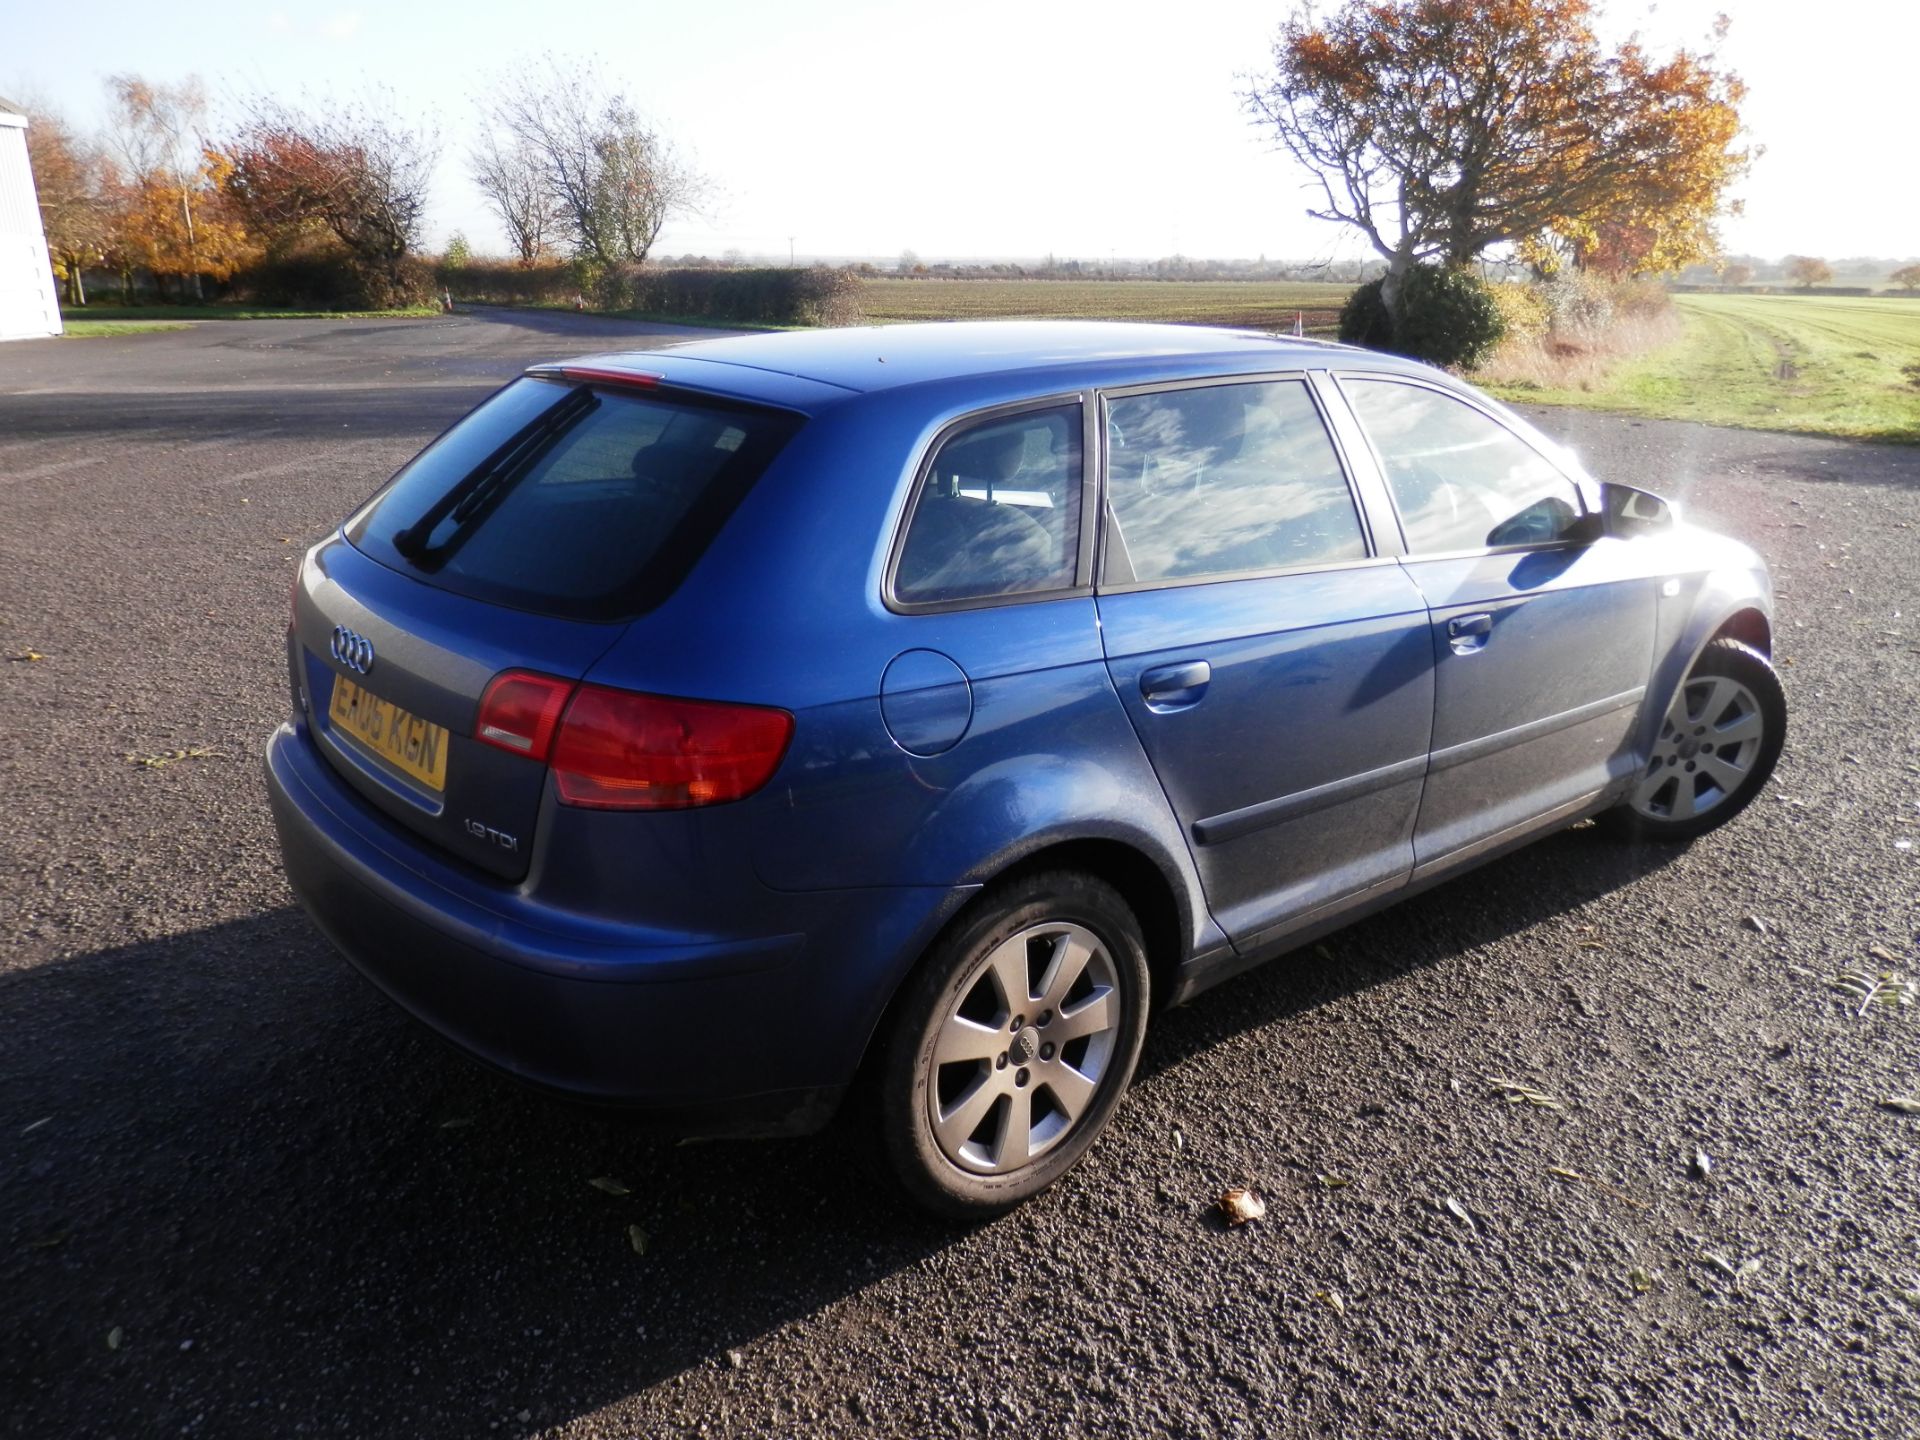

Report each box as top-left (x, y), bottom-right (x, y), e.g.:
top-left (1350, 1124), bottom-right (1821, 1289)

top-left (557, 320), bottom-right (1381, 398)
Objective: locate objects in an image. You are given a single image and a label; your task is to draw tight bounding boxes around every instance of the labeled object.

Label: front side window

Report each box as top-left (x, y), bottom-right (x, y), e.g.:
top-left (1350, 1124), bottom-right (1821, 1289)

top-left (1343, 379), bottom-right (1584, 553)
top-left (893, 405), bottom-right (1082, 605)
top-left (1103, 380), bottom-right (1366, 584)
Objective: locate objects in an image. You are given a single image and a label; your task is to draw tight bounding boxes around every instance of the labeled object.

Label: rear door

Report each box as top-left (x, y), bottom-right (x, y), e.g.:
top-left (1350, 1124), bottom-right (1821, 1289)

top-left (1094, 375), bottom-right (1435, 950)
top-left (1335, 374), bottom-right (1658, 871)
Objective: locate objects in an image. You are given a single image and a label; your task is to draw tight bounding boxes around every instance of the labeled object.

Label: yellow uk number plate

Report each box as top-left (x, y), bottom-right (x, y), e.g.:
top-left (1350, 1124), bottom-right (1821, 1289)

top-left (328, 676), bottom-right (450, 792)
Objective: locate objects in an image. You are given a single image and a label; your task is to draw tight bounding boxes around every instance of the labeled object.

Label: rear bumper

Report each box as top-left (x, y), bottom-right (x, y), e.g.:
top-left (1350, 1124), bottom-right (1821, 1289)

top-left (265, 722), bottom-right (966, 1134)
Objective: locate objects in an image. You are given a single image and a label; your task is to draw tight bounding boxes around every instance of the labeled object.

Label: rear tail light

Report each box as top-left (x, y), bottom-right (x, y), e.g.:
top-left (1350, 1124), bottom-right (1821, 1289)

top-left (550, 685), bottom-right (794, 810)
top-left (474, 672), bottom-right (793, 810)
top-left (476, 671), bottom-right (573, 758)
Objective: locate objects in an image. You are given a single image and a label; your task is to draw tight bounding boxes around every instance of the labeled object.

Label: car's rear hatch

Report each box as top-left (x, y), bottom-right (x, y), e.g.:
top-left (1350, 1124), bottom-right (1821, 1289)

top-left (289, 366), bottom-right (807, 882)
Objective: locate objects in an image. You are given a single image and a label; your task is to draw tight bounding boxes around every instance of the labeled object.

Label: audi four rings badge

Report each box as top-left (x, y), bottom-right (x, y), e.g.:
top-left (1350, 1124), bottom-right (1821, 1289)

top-left (330, 626), bottom-right (374, 675)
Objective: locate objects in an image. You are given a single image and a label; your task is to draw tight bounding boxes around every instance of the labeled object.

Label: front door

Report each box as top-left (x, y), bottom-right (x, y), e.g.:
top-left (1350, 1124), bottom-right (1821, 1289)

top-left (1337, 375), bottom-right (1659, 870)
top-left (1095, 376), bottom-right (1435, 949)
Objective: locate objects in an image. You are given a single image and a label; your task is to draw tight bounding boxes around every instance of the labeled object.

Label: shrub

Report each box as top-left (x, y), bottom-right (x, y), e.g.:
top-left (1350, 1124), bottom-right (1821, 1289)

top-left (1609, 276), bottom-right (1670, 321)
top-left (1340, 265), bottom-right (1506, 369)
top-left (1337, 278), bottom-right (1394, 350)
top-left (441, 260), bottom-right (580, 306)
top-left (593, 264), bottom-right (864, 326)
top-left (1486, 282), bottom-right (1550, 343)
top-left (231, 238), bottom-right (431, 310)
top-left (1541, 269), bottom-right (1614, 336)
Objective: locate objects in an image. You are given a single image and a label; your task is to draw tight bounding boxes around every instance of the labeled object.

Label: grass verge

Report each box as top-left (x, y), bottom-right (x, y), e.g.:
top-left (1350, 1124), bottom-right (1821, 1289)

top-left (58, 304), bottom-right (442, 322)
top-left (1480, 293), bottom-right (1920, 443)
top-left (60, 320), bottom-right (196, 338)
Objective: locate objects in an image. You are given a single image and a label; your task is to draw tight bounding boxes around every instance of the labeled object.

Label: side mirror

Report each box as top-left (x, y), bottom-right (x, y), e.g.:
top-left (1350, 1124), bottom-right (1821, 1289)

top-left (1600, 482), bottom-right (1678, 537)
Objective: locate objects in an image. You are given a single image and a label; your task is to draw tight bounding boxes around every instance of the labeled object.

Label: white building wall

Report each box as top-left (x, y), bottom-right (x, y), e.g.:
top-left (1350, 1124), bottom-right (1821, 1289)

top-left (0, 108), bottom-right (64, 341)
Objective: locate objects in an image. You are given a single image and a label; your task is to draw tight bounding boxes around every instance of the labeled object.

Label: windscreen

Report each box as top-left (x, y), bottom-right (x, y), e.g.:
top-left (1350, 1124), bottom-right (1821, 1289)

top-left (347, 376), bottom-right (802, 621)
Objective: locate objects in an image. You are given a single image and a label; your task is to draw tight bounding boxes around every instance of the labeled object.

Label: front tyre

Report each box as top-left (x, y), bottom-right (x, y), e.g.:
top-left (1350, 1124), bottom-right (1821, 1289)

top-left (1604, 637), bottom-right (1786, 842)
top-left (880, 871), bottom-right (1150, 1219)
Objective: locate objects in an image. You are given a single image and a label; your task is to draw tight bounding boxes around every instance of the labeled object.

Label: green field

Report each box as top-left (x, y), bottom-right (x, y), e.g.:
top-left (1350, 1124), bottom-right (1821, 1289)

top-left (858, 278), bottom-right (1351, 330)
top-left (1487, 292), bottom-right (1920, 442)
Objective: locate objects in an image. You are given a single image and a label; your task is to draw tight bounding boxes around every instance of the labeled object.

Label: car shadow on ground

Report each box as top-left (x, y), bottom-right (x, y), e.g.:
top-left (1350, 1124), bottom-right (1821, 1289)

top-left (0, 824), bottom-right (1680, 1437)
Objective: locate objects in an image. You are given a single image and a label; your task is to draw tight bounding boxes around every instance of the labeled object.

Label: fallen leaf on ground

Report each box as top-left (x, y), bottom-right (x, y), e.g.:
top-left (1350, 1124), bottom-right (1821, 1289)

top-left (1220, 1187), bottom-right (1265, 1226)
top-left (1543, 1166), bottom-right (1646, 1208)
top-left (1742, 915), bottom-right (1770, 934)
top-left (588, 1176), bottom-right (631, 1196)
top-left (1490, 1077), bottom-right (1567, 1112)
top-left (1833, 970), bottom-right (1916, 1016)
top-left (438, 1117), bottom-right (475, 1130)
top-left (1691, 1149), bottom-right (1713, 1180)
top-left (1628, 1266), bottom-right (1656, 1294)
top-left (1879, 1096), bottom-right (1920, 1116)
top-left (1443, 1197), bottom-right (1476, 1230)
top-left (1704, 1251), bottom-right (1751, 1282)
top-left (107, 1327), bottom-right (122, 1351)
top-left (1317, 1173), bottom-right (1350, 1189)
top-left (124, 746), bottom-right (220, 770)
top-left (1315, 1288), bottom-right (1346, 1315)
top-left (8, 650), bottom-right (45, 663)
top-left (627, 1224), bottom-right (649, 1256)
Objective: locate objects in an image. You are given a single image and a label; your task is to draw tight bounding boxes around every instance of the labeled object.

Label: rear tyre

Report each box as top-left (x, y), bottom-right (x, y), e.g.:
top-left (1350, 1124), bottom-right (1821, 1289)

top-left (879, 871), bottom-right (1150, 1219)
top-left (1601, 637), bottom-right (1785, 843)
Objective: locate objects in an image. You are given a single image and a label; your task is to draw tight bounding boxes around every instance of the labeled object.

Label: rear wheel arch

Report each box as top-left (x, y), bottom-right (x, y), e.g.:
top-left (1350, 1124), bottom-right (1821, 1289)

top-left (851, 835), bottom-right (1189, 1104)
top-left (985, 838), bottom-right (1188, 1010)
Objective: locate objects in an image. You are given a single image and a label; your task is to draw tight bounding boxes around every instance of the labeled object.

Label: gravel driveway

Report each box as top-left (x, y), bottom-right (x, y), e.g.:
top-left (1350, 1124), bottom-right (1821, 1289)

top-left (2, 313), bottom-right (1917, 1439)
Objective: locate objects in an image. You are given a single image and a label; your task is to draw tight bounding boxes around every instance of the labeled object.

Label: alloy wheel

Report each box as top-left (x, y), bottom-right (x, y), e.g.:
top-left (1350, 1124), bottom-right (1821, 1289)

top-left (926, 921), bottom-right (1120, 1175)
top-left (1630, 673), bottom-right (1766, 823)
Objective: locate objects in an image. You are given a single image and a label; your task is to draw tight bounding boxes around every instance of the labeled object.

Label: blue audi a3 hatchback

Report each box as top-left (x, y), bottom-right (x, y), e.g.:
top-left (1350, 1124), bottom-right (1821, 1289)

top-left (267, 321), bottom-right (1784, 1215)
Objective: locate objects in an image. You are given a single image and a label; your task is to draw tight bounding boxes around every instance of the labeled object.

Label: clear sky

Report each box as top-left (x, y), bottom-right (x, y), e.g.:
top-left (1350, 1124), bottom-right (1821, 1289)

top-left (7, 0), bottom-right (1912, 263)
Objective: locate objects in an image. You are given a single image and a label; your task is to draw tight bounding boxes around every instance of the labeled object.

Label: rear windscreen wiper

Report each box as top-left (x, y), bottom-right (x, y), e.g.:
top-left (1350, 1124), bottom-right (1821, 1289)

top-left (392, 385), bottom-right (598, 561)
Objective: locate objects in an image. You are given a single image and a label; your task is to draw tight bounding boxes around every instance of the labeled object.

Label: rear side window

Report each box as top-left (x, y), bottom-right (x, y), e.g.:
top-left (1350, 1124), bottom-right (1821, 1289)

top-left (347, 377), bottom-right (800, 621)
top-left (1104, 380), bottom-right (1365, 584)
top-left (1343, 379), bottom-right (1583, 553)
top-left (893, 404), bottom-right (1083, 606)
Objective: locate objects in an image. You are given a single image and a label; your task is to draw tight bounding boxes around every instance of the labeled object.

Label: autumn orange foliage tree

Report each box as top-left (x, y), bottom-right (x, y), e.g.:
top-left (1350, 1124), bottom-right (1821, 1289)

top-left (22, 107), bottom-right (109, 304)
top-left (1244, 0), bottom-right (1750, 315)
top-left (1785, 255), bottom-right (1832, 289)
top-left (220, 98), bottom-right (438, 307)
top-left (101, 76), bottom-right (255, 299)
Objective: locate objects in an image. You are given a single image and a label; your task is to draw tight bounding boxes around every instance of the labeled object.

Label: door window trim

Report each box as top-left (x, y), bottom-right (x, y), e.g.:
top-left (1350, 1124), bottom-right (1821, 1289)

top-left (1092, 369), bottom-right (1385, 596)
top-left (1329, 370), bottom-right (1597, 562)
top-left (881, 391), bottom-right (1098, 616)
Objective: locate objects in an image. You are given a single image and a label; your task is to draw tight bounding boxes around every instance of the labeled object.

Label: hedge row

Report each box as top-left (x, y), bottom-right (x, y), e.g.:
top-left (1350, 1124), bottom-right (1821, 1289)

top-left (443, 261), bottom-right (865, 326)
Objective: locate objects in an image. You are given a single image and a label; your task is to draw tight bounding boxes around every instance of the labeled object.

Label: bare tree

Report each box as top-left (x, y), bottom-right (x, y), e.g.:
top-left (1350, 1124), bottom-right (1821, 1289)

top-left (470, 130), bottom-right (557, 265)
top-left (483, 60), bottom-right (706, 267)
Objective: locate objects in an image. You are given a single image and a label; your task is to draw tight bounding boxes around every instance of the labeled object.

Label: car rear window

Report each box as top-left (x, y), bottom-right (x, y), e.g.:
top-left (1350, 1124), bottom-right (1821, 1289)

top-left (346, 376), bottom-right (802, 621)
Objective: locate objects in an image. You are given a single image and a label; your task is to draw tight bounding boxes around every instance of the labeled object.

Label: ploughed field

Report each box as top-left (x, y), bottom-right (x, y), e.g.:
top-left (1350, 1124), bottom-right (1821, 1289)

top-left (859, 276), bottom-right (1352, 332)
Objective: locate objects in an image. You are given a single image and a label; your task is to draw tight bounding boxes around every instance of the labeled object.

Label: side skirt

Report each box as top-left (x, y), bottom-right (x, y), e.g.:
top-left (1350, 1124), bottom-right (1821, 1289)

top-left (1165, 784), bottom-right (1620, 1007)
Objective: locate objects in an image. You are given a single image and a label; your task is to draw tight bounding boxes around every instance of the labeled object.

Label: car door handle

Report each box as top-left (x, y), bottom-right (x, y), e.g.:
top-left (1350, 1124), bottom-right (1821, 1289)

top-left (1447, 612), bottom-right (1493, 654)
top-left (1140, 660), bottom-right (1211, 711)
